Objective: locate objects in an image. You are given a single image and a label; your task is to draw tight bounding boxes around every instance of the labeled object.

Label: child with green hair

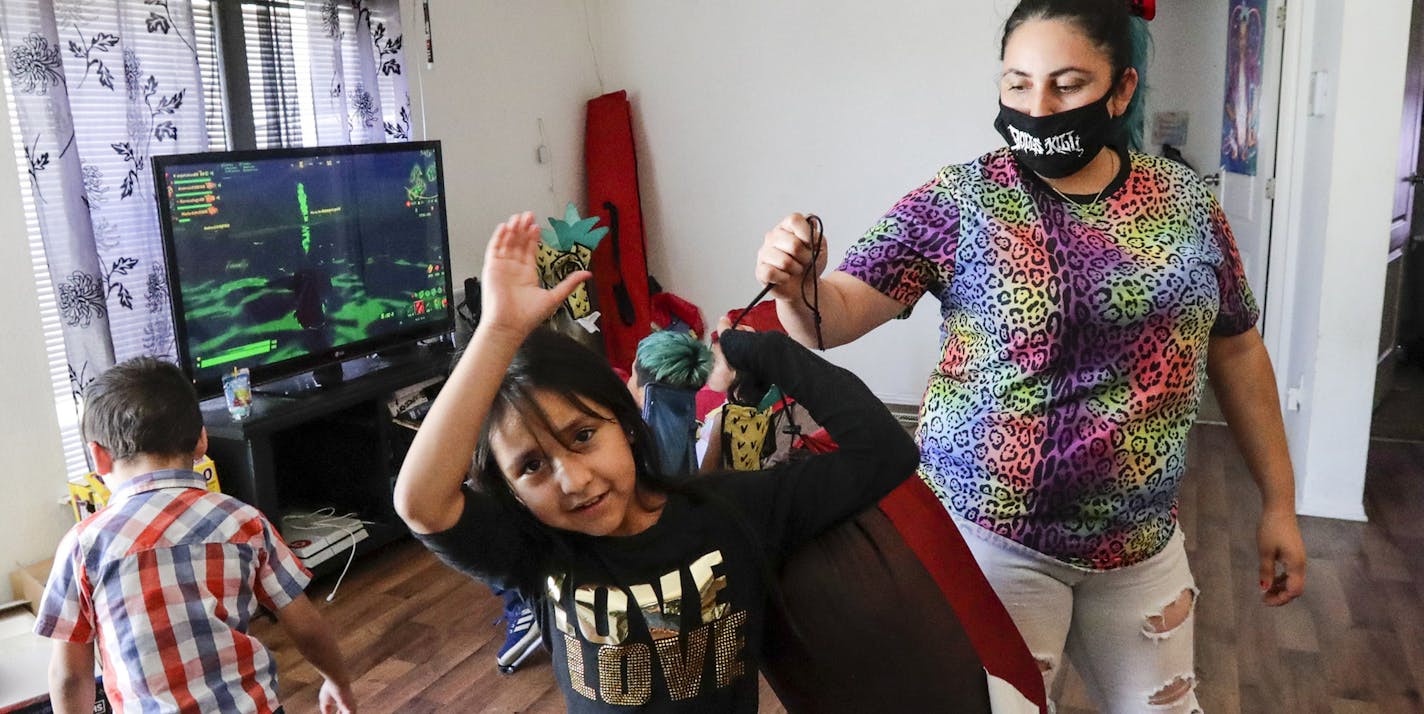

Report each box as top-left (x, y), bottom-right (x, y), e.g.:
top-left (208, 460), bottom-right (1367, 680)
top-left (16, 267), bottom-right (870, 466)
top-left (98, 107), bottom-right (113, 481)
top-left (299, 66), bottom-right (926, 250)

top-left (626, 329), bottom-right (713, 476)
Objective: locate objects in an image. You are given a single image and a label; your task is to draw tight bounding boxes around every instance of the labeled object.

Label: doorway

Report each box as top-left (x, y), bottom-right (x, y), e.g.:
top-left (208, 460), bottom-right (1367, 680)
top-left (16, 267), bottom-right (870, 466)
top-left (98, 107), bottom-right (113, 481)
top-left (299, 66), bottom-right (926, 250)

top-left (1369, 0), bottom-right (1424, 443)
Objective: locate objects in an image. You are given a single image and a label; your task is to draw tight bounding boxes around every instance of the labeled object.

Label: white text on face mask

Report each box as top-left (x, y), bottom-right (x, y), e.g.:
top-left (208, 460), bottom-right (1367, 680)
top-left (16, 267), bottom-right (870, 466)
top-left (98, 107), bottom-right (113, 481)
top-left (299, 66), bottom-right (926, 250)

top-left (1007, 125), bottom-right (1084, 157)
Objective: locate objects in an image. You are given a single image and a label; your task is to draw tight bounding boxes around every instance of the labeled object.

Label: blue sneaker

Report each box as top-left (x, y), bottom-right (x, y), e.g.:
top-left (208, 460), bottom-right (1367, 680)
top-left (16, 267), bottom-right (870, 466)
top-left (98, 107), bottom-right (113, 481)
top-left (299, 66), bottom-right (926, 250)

top-left (495, 601), bottom-right (541, 674)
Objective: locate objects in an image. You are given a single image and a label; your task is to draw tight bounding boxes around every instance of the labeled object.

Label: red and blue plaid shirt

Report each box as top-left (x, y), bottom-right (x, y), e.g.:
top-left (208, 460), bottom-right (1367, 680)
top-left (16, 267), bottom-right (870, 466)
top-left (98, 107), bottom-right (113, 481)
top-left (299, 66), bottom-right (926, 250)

top-left (35, 469), bottom-right (310, 713)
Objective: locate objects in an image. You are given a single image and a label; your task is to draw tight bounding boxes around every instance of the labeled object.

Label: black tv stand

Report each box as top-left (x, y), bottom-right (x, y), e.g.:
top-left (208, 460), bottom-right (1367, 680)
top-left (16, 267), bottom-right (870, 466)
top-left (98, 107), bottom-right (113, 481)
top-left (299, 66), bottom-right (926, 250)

top-left (311, 363), bottom-right (345, 388)
top-left (252, 354), bottom-right (404, 399)
top-left (200, 350), bottom-right (449, 579)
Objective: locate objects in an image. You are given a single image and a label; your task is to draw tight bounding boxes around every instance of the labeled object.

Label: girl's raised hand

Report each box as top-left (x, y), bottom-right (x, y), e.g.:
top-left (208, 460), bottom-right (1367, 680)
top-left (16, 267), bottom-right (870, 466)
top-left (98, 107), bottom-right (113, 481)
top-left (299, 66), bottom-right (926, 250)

top-left (479, 211), bottom-right (591, 338)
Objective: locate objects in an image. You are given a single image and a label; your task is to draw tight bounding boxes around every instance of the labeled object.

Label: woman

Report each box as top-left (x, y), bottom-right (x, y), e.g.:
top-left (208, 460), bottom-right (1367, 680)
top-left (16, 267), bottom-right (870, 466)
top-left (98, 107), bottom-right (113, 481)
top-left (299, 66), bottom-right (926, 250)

top-left (394, 213), bottom-right (917, 711)
top-left (752, 0), bottom-right (1306, 710)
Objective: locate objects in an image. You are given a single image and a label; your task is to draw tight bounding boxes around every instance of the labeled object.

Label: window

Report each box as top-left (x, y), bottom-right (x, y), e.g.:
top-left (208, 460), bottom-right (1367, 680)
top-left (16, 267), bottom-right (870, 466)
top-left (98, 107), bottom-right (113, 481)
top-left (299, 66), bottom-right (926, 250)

top-left (4, 0), bottom-right (408, 478)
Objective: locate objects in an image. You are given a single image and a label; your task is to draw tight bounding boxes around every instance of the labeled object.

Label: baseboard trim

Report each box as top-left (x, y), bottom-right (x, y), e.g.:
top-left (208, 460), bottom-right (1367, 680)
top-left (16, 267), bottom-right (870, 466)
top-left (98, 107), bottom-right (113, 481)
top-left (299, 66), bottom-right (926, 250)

top-left (1296, 499), bottom-right (1368, 523)
top-left (884, 402), bottom-right (920, 429)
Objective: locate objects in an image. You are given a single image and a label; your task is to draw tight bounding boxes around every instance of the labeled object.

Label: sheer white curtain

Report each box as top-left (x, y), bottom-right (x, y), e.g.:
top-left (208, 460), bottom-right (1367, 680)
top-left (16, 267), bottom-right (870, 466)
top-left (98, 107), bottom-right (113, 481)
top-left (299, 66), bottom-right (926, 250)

top-left (306, 0), bottom-right (408, 145)
top-left (2, 0), bottom-right (410, 475)
top-left (1, 0), bottom-right (210, 402)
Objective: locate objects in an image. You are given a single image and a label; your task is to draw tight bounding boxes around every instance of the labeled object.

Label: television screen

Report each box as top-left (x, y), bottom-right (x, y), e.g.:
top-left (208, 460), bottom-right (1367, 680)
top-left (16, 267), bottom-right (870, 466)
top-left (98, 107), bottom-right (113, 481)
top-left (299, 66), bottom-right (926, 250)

top-left (153, 141), bottom-right (453, 398)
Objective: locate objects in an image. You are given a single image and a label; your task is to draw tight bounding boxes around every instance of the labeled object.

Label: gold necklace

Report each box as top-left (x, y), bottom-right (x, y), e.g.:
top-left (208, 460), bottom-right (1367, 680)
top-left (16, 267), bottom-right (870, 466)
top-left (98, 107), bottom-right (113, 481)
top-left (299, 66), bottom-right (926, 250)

top-left (1046, 150), bottom-right (1118, 207)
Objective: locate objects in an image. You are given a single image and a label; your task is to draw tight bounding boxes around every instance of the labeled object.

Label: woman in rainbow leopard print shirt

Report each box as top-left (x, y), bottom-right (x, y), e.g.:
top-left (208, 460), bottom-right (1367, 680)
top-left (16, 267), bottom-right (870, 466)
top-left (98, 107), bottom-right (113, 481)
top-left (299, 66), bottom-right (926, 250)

top-left (752, 0), bottom-right (1306, 710)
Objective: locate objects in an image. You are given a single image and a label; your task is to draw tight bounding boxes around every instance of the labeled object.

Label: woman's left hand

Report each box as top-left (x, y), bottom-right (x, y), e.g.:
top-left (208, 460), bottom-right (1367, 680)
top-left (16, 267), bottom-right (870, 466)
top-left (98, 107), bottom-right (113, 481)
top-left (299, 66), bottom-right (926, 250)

top-left (1256, 508), bottom-right (1306, 606)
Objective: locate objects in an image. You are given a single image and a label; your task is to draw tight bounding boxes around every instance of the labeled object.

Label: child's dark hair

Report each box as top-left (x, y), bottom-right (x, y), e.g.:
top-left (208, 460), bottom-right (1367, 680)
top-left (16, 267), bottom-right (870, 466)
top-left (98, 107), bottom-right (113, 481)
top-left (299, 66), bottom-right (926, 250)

top-left (475, 328), bottom-right (670, 496)
top-left (472, 328), bottom-right (801, 639)
top-left (1002, 0), bottom-right (1152, 150)
top-left (471, 328), bottom-right (681, 589)
top-left (82, 356), bottom-right (203, 461)
top-left (471, 329), bottom-right (789, 598)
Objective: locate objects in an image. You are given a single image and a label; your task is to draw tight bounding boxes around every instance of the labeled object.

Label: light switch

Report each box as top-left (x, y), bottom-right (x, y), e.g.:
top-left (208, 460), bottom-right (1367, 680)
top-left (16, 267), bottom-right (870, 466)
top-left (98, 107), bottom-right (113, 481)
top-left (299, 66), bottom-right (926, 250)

top-left (1308, 70), bottom-right (1330, 117)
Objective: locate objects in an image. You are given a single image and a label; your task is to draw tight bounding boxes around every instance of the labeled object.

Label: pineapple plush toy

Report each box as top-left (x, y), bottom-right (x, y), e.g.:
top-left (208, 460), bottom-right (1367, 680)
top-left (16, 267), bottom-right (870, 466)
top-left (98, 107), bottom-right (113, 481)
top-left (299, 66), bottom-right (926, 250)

top-left (539, 203), bottom-right (608, 331)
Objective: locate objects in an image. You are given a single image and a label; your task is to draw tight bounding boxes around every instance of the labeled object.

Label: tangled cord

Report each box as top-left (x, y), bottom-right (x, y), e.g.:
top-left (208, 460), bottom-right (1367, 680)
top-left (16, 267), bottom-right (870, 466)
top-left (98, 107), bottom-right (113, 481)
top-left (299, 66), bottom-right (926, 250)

top-left (730, 214), bottom-right (824, 351)
top-left (281, 507), bottom-right (374, 602)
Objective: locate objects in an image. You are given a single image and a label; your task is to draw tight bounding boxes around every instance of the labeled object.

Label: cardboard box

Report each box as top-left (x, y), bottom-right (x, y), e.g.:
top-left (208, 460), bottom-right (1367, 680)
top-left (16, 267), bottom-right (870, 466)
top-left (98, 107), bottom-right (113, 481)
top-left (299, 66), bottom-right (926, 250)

top-left (67, 455), bottom-right (220, 522)
top-left (7, 559), bottom-right (52, 615)
top-left (0, 601), bottom-right (111, 712)
top-left (0, 602), bottom-right (50, 711)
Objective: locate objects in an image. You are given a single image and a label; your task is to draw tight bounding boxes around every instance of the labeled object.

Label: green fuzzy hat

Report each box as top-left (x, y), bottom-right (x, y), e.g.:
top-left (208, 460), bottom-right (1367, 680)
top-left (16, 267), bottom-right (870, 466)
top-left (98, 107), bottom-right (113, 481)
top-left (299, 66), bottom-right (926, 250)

top-left (634, 330), bottom-right (713, 390)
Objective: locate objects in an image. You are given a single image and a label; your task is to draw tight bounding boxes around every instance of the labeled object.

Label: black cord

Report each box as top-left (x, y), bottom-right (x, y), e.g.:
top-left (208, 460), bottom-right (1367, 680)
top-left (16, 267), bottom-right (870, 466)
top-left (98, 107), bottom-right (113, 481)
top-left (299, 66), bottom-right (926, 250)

top-left (803, 215), bottom-right (824, 351)
top-left (729, 214), bottom-right (825, 351)
top-left (778, 390), bottom-right (801, 437)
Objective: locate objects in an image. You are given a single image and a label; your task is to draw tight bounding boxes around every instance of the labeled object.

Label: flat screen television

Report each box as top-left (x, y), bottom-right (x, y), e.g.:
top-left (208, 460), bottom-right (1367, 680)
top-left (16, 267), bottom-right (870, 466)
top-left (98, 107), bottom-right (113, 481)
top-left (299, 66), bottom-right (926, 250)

top-left (153, 140), bottom-right (453, 399)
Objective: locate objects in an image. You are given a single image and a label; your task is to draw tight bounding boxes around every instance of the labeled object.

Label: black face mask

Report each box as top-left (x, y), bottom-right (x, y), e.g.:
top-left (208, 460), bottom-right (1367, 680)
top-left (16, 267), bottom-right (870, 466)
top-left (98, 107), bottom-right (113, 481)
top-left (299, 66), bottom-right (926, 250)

top-left (994, 91), bottom-right (1117, 179)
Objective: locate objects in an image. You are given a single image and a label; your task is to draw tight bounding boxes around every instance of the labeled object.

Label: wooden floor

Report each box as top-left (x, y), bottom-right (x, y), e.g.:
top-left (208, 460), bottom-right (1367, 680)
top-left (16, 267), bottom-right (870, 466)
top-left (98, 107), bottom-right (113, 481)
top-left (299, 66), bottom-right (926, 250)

top-left (256, 425), bottom-right (1424, 713)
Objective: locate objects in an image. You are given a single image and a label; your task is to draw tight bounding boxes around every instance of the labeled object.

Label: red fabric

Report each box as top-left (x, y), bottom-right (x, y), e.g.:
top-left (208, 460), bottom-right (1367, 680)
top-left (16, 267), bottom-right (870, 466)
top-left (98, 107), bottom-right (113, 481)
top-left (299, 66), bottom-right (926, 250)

top-left (586, 90), bottom-right (652, 372)
top-left (1129, 0), bottom-right (1156, 21)
top-left (792, 427), bottom-right (837, 455)
top-left (879, 478), bottom-right (1049, 712)
top-left (650, 291), bottom-right (705, 338)
top-left (694, 386), bottom-right (725, 422)
top-left (720, 300), bottom-right (783, 335)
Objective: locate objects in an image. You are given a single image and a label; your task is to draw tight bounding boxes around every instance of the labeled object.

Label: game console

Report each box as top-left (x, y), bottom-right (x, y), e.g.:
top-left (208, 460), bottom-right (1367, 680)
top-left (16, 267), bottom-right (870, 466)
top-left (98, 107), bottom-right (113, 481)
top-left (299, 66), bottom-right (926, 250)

top-left (280, 512), bottom-right (370, 569)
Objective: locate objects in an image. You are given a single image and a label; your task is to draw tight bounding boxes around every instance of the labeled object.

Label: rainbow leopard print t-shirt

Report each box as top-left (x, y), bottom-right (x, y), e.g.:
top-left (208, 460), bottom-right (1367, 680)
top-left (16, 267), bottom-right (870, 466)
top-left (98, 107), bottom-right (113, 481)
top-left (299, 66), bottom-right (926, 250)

top-left (840, 148), bottom-right (1257, 570)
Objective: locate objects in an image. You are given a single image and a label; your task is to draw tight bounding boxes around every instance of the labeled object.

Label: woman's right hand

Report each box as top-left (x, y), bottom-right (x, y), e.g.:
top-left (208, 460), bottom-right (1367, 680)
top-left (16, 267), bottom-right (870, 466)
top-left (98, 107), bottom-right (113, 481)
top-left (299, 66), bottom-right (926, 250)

top-left (756, 213), bottom-right (829, 302)
top-left (480, 211), bottom-right (591, 338)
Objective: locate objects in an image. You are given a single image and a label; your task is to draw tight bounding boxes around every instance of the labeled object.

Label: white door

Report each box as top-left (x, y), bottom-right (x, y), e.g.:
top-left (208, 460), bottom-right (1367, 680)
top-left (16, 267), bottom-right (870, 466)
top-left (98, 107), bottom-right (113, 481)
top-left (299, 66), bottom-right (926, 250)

top-left (1391, 0), bottom-right (1424, 259)
top-left (1216, 0), bottom-right (1286, 331)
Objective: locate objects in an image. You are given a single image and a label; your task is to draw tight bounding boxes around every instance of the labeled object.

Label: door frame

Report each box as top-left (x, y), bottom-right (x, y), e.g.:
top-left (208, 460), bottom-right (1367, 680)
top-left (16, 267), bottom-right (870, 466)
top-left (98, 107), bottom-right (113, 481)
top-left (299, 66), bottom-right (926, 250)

top-left (1261, 0), bottom-right (1307, 404)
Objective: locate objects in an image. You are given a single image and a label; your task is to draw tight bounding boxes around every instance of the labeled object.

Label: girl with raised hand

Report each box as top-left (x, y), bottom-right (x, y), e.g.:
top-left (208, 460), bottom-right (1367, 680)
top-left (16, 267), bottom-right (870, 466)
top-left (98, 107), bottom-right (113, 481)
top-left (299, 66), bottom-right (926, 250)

top-left (394, 212), bottom-right (916, 711)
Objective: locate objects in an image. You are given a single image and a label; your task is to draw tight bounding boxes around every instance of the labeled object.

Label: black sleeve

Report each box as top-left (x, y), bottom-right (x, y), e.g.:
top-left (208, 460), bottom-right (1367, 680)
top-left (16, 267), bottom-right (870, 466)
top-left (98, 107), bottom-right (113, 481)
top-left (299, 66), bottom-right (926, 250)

top-left (716, 330), bottom-right (919, 554)
top-left (411, 486), bottom-right (537, 591)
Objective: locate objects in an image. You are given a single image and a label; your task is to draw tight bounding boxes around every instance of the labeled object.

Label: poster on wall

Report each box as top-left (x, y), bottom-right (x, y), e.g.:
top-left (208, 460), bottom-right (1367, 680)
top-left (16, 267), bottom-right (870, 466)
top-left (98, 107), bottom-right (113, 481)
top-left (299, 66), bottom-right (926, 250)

top-left (1220, 0), bottom-right (1266, 175)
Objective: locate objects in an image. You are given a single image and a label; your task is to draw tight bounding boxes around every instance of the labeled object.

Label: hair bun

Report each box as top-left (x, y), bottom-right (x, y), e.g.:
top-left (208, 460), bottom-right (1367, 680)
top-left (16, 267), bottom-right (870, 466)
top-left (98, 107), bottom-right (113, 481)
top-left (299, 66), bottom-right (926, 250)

top-left (1127, 0), bottom-right (1155, 21)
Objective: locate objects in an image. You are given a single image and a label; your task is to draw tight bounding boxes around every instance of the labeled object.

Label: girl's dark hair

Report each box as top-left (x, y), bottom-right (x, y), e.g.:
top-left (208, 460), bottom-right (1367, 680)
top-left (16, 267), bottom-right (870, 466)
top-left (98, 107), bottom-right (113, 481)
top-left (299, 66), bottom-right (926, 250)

top-left (471, 328), bottom-right (692, 591)
top-left (1001, 0), bottom-right (1152, 150)
top-left (476, 328), bottom-right (663, 491)
top-left (473, 328), bottom-right (788, 614)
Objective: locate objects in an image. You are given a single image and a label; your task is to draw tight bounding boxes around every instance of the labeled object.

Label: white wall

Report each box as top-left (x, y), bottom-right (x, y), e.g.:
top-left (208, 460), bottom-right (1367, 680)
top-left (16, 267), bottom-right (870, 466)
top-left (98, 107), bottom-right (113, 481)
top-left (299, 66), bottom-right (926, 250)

top-left (1, 0), bottom-right (1410, 595)
top-left (402, 0), bottom-right (604, 287)
top-left (1279, 0), bottom-right (1414, 520)
top-left (1144, 1), bottom-right (1227, 175)
top-left (0, 86), bottom-right (75, 600)
top-left (580, 0), bottom-right (1414, 520)
top-left (580, 0), bottom-right (1023, 404)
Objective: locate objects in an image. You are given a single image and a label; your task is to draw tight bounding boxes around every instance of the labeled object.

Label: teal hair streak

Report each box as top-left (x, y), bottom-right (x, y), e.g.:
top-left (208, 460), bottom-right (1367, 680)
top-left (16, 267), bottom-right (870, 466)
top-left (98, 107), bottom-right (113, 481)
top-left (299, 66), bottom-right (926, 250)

top-left (634, 331), bottom-right (713, 389)
top-left (1119, 16), bottom-right (1152, 151)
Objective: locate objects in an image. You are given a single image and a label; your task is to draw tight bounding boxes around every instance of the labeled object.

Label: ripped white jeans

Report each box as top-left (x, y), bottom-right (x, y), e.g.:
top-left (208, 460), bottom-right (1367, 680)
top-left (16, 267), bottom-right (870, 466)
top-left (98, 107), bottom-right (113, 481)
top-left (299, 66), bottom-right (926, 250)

top-left (955, 517), bottom-right (1202, 714)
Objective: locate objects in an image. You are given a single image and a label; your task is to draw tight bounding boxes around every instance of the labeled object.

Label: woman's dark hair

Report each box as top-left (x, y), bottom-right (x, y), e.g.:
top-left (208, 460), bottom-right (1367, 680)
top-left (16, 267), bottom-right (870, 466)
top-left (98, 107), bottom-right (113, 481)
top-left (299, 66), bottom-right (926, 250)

top-left (1001, 0), bottom-right (1152, 150)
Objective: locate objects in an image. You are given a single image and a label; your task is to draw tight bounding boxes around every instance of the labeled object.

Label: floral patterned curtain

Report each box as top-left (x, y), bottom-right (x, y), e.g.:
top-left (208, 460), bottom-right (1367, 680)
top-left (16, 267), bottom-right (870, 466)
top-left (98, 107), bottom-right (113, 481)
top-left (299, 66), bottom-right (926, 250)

top-left (1, 0), bottom-right (208, 399)
top-left (306, 0), bottom-right (408, 145)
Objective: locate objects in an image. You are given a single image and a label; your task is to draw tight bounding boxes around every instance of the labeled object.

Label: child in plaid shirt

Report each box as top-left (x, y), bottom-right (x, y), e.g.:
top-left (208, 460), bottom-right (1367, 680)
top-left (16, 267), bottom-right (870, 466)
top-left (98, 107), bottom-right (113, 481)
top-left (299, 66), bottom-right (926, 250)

top-left (34, 357), bottom-right (355, 713)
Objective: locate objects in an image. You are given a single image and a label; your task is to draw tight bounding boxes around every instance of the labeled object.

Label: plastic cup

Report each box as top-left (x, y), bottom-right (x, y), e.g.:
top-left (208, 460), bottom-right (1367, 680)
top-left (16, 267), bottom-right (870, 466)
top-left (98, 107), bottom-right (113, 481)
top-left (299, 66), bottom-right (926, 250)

top-left (223, 368), bottom-right (252, 420)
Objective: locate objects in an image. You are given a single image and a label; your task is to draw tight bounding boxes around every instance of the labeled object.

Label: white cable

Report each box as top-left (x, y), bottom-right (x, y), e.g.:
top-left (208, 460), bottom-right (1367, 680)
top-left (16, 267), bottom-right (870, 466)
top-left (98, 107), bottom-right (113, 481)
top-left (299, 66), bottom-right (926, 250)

top-left (581, 0), bottom-right (606, 94)
top-left (281, 507), bottom-right (374, 602)
top-left (324, 529), bottom-right (359, 602)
